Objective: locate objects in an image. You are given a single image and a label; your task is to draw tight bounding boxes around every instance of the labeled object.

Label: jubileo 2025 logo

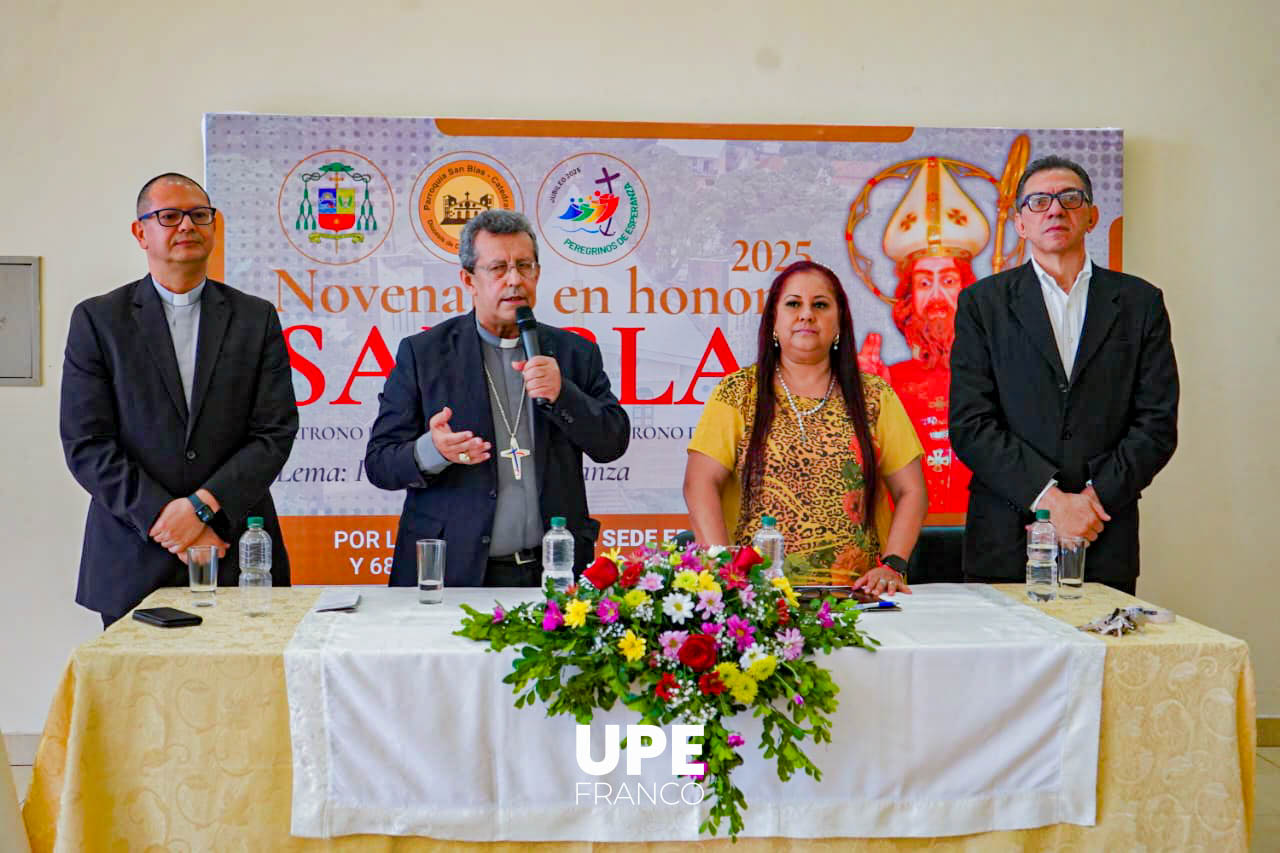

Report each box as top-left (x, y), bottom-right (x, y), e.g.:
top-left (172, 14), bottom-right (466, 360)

top-left (537, 153), bottom-right (650, 267)
top-left (278, 149), bottom-right (394, 265)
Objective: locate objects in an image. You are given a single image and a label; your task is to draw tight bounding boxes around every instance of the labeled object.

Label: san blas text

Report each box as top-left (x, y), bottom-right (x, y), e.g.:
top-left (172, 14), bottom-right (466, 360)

top-left (273, 266), bottom-right (770, 407)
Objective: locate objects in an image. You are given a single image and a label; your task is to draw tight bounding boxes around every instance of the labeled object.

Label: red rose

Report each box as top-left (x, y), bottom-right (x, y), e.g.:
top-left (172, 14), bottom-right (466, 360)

top-left (698, 671), bottom-right (727, 695)
top-left (654, 672), bottom-right (679, 702)
top-left (619, 561), bottom-right (643, 588)
top-left (776, 597), bottom-right (791, 626)
top-left (731, 546), bottom-right (763, 573)
top-left (583, 555), bottom-right (619, 589)
top-left (677, 633), bottom-right (719, 672)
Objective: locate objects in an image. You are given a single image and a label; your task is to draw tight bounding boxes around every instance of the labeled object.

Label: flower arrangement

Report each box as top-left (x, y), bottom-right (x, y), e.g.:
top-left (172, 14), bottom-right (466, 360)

top-left (456, 540), bottom-right (878, 838)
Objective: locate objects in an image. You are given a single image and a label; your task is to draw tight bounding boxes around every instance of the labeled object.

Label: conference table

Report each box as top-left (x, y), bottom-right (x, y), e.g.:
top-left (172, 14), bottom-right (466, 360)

top-left (22, 583), bottom-right (1255, 851)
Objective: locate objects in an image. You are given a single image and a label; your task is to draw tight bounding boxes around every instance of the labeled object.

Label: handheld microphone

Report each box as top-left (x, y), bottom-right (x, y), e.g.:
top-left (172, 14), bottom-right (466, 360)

top-left (514, 306), bottom-right (548, 406)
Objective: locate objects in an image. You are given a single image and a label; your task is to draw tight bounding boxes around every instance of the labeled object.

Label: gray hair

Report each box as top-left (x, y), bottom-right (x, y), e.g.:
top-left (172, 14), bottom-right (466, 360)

top-left (1015, 156), bottom-right (1094, 207)
top-left (458, 210), bottom-right (539, 272)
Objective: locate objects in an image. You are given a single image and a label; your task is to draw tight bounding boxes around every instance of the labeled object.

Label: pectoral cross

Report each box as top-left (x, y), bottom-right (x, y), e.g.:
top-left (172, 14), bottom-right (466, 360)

top-left (499, 435), bottom-right (531, 480)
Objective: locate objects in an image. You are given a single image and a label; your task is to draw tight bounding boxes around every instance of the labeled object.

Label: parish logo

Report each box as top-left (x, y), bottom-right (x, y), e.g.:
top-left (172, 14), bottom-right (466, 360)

top-left (409, 152), bottom-right (522, 262)
top-left (278, 149), bottom-right (394, 266)
top-left (537, 153), bottom-right (650, 267)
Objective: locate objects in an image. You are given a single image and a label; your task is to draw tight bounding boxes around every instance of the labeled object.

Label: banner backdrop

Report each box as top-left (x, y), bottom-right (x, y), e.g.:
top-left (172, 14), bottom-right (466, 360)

top-left (205, 115), bottom-right (1123, 584)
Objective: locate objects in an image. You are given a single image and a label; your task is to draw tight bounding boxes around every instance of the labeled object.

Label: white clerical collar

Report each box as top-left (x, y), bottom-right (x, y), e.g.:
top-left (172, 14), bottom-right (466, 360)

top-left (1029, 250), bottom-right (1093, 295)
top-left (475, 317), bottom-right (521, 348)
top-left (152, 277), bottom-right (206, 307)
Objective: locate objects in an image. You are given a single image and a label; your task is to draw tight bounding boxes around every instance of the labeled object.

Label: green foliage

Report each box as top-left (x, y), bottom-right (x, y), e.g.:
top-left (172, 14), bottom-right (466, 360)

top-left (455, 542), bottom-right (876, 838)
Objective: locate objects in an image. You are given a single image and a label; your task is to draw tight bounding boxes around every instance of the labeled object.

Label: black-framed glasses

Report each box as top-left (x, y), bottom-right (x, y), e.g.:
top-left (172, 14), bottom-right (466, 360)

top-left (138, 207), bottom-right (217, 227)
top-left (1018, 190), bottom-right (1090, 213)
top-left (480, 260), bottom-right (539, 279)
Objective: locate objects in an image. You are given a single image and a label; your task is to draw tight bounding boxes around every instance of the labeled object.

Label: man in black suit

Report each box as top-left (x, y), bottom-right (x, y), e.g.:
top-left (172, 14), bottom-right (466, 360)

top-left (950, 156), bottom-right (1178, 594)
top-left (364, 210), bottom-right (629, 587)
top-left (61, 173), bottom-right (298, 626)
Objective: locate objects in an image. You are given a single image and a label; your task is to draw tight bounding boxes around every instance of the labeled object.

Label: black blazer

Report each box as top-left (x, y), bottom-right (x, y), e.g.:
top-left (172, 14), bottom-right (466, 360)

top-left (949, 262), bottom-right (1178, 582)
top-left (60, 276), bottom-right (299, 624)
top-left (364, 311), bottom-right (630, 587)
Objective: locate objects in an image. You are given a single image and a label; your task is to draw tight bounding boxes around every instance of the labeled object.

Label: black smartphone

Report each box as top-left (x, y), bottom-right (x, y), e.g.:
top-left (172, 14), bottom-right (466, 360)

top-left (133, 607), bottom-right (203, 628)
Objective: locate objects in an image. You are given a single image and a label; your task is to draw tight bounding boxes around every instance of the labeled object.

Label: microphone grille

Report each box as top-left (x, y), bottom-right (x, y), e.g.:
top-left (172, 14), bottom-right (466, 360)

top-left (515, 306), bottom-right (536, 327)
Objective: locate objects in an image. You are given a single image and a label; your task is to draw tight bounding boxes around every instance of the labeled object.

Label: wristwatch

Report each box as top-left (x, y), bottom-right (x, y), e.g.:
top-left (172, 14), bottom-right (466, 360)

top-left (187, 493), bottom-right (215, 524)
top-left (878, 554), bottom-right (909, 579)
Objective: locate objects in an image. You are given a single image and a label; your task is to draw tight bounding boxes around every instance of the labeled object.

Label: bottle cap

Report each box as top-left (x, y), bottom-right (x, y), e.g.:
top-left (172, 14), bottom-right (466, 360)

top-left (762, 515), bottom-right (776, 527)
top-left (247, 516), bottom-right (264, 528)
top-left (1035, 509), bottom-right (1050, 521)
top-left (550, 516), bottom-right (566, 528)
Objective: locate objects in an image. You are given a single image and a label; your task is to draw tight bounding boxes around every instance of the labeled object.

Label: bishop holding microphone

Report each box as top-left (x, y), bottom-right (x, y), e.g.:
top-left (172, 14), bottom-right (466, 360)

top-left (364, 210), bottom-right (630, 587)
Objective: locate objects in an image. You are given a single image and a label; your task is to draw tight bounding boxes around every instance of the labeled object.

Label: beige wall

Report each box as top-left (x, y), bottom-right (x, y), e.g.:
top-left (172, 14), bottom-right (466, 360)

top-left (1, 0), bottom-right (1275, 733)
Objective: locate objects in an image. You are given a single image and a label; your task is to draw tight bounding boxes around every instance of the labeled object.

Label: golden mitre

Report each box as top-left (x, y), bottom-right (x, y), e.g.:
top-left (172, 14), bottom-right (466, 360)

top-left (882, 157), bottom-right (990, 267)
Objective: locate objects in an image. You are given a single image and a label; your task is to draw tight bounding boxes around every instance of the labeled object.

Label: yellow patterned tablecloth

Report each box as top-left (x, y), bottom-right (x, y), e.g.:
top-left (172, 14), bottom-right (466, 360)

top-left (23, 584), bottom-right (1254, 851)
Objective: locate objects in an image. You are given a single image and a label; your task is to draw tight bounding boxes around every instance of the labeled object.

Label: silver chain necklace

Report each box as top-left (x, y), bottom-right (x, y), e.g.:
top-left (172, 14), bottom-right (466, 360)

top-left (777, 369), bottom-right (835, 442)
top-left (482, 362), bottom-right (531, 480)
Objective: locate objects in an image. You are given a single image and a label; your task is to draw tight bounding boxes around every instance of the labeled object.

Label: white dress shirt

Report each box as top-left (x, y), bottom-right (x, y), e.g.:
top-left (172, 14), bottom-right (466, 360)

top-left (1028, 252), bottom-right (1092, 510)
top-left (1030, 250), bottom-right (1092, 379)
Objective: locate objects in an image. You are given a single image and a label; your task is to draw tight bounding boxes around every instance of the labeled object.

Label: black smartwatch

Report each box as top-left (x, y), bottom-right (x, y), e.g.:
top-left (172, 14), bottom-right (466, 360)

top-left (878, 554), bottom-right (909, 578)
top-left (187, 493), bottom-right (215, 524)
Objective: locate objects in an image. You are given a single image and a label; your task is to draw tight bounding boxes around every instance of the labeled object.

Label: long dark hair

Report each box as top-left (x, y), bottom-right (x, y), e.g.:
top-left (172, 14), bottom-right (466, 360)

top-left (741, 261), bottom-right (878, 532)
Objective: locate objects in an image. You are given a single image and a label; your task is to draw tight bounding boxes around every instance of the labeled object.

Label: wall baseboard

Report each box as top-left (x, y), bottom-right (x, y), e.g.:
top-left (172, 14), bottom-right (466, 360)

top-left (3, 733), bottom-right (38, 765)
top-left (1260, 716), bottom-right (1279, 748)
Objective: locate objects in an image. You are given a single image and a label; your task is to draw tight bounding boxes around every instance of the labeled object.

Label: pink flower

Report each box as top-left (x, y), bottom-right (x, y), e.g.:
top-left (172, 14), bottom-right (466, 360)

top-left (639, 572), bottom-right (665, 592)
top-left (776, 627), bottom-right (804, 661)
top-left (726, 733), bottom-right (745, 748)
top-left (541, 600), bottom-right (563, 631)
top-left (680, 549), bottom-right (703, 571)
top-left (658, 630), bottom-right (689, 659)
top-left (817, 600), bottom-right (834, 628)
top-left (738, 585), bottom-right (756, 607)
top-left (492, 605), bottom-right (506, 623)
top-left (793, 694), bottom-right (805, 706)
top-left (695, 588), bottom-right (724, 617)
top-left (701, 621), bottom-right (723, 635)
top-left (597, 598), bottom-right (620, 624)
top-left (725, 614), bottom-right (756, 651)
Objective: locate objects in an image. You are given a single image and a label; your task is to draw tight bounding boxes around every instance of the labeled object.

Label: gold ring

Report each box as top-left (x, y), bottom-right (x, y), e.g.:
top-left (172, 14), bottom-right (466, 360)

top-left (458, 452), bottom-right (471, 464)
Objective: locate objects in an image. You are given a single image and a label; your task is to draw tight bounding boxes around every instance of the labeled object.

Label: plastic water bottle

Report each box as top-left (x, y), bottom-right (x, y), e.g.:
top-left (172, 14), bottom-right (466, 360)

top-left (541, 516), bottom-right (574, 594)
top-left (1026, 508), bottom-right (1058, 602)
top-left (238, 516), bottom-right (273, 616)
top-left (752, 515), bottom-right (785, 574)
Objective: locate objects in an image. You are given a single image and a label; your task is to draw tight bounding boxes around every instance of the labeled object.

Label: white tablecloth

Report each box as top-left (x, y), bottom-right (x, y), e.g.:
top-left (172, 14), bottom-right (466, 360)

top-left (284, 584), bottom-right (1105, 841)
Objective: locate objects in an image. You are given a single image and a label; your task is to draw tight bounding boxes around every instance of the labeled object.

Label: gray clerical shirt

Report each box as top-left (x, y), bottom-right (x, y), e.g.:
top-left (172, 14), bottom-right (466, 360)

top-left (151, 277), bottom-right (205, 410)
top-left (412, 319), bottom-right (543, 556)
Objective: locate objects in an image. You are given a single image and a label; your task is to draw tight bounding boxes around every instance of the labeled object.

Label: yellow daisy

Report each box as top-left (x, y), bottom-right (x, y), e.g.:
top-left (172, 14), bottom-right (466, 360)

top-left (618, 630), bottom-right (646, 662)
top-left (564, 598), bottom-right (590, 628)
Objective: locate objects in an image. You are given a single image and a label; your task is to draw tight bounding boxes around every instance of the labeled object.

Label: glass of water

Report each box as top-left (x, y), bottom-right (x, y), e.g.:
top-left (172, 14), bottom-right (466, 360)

top-left (417, 539), bottom-right (445, 604)
top-left (187, 545), bottom-right (218, 607)
top-left (1058, 536), bottom-right (1087, 599)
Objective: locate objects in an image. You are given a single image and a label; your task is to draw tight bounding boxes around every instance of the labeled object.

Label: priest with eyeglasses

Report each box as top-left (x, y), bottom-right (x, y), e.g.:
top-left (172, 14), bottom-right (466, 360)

top-left (365, 210), bottom-right (629, 587)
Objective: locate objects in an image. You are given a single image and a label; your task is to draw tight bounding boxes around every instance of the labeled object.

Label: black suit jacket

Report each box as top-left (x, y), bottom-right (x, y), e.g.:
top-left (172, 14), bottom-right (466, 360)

top-left (949, 261), bottom-right (1178, 582)
top-left (364, 312), bottom-right (630, 587)
top-left (60, 276), bottom-right (299, 624)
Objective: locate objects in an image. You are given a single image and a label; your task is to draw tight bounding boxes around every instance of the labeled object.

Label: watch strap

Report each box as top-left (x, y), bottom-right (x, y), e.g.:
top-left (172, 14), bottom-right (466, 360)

top-left (187, 494), bottom-right (214, 524)
top-left (878, 554), bottom-right (909, 578)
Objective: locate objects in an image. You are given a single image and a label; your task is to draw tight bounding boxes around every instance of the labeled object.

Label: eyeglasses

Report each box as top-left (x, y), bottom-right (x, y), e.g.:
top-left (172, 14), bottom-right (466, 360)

top-left (138, 207), bottom-right (217, 227)
top-left (479, 260), bottom-right (539, 279)
top-left (1018, 190), bottom-right (1090, 213)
